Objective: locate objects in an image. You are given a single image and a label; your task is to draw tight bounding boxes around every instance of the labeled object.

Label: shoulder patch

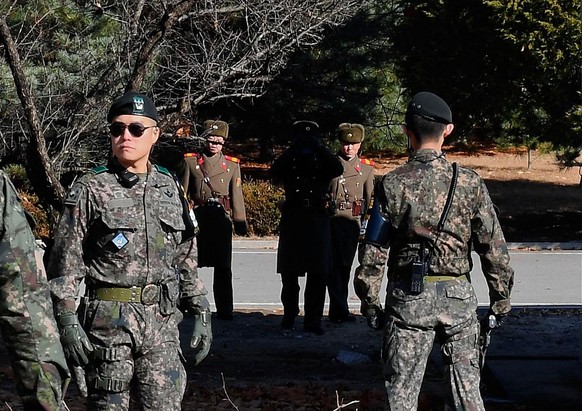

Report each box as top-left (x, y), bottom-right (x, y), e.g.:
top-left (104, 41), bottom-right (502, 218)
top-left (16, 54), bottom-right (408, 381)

top-left (90, 165), bottom-right (109, 174)
top-left (184, 152), bottom-right (198, 158)
top-left (224, 155), bottom-right (240, 163)
top-left (64, 184), bottom-right (83, 206)
top-left (154, 164), bottom-right (172, 177)
top-left (360, 158), bottom-right (375, 166)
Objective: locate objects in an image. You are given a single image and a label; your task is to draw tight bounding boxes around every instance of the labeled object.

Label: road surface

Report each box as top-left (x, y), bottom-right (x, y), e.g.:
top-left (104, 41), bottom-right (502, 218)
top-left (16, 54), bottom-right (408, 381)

top-left (198, 245), bottom-right (582, 310)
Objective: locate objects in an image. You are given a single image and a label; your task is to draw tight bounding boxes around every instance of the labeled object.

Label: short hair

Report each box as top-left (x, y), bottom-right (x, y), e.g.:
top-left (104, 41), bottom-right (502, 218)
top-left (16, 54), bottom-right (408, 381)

top-left (405, 113), bottom-right (446, 142)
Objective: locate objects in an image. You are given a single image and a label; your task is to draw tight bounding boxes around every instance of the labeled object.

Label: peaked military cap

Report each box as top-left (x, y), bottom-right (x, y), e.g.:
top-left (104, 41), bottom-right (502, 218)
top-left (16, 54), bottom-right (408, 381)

top-left (292, 120), bottom-right (319, 138)
top-left (406, 92), bottom-right (452, 124)
top-left (107, 91), bottom-right (159, 123)
top-left (338, 123), bottom-right (365, 143)
top-left (204, 120), bottom-right (229, 139)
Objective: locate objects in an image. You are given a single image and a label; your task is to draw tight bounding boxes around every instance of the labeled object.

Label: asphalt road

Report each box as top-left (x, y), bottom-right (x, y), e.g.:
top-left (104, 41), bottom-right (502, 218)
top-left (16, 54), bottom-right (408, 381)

top-left (198, 243), bottom-right (582, 310)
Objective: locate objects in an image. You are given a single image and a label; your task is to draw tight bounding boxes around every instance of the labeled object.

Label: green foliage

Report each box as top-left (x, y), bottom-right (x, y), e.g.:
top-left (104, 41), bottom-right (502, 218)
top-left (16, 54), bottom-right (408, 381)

top-left (220, 1), bottom-right (407, 157)
top-left (242, 179), bottom-right (284, 236)
top-left (389, 0), bottom-right (581, 152)
top-left (2, 164), bottom-right (31, 191)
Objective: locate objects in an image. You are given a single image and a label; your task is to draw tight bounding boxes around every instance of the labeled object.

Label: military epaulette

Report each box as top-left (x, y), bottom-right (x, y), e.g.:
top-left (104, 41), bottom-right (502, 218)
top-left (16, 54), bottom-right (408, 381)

top-left (359, 158), bottom-right (375, 166)
top-left (184, 152), bottom-right (198, 158)
top-left (90, 165), bottom-right (109, 175)
top-left (154, 164), bottom-right (172, 177)
top-left (224, 155), bottom-right (240, 163)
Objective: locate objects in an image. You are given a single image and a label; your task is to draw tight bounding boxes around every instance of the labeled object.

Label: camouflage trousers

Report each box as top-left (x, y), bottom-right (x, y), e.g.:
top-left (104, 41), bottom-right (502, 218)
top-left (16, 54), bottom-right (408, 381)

top-left (382, 277), bottom-right (483, 411)
top-left (82, 300), bottom-right (186, 411)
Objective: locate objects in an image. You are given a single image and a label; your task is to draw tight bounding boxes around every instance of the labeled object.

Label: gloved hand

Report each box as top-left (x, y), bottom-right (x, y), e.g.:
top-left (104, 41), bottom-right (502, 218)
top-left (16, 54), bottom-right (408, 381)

top-left (233, 221), bottom-right (248, 236)
top-left (365, 306), bottom-right (385, 330)
top-left (180, 298), bottom-right (213, 365)
top-left (57, 312), bottom-right (93, 367)
top-left (191, 310), bottom-right (212, 365)
top-left (482, 309), bottom-right (506, 331)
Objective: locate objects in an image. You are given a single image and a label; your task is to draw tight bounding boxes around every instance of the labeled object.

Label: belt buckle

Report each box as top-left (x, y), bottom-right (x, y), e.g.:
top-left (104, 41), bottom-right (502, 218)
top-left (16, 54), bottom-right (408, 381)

top-left (141, 284), bottom-right (159, 305)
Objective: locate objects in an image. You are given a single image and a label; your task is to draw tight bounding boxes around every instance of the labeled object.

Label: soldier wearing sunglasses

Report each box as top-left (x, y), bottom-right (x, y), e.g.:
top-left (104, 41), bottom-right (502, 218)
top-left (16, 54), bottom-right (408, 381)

top-left (48, 91), bottom-right (212, 410)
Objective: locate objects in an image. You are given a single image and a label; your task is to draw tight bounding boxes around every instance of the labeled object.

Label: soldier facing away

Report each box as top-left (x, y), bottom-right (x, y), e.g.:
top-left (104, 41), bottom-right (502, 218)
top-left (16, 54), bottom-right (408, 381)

top-left (0, 169), bottom-right (69, 410)
top-left (327, 123), bottom-right (374, 323)
top-left (270, 121), bottom-right (343, 335)
top-left (180, 119), bottom-right (248, 321)
top-left (48, 92), bottom-right (211, 410)
top-left (354, 92), bottom-right (514, 410)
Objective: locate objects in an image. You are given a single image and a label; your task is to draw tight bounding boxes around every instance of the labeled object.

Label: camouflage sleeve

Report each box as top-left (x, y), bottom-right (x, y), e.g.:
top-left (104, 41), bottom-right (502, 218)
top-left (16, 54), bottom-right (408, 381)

top-left (353, 242), bottom-right (388, 316)
top-left (178, 158), bottom-right (190, 194)
top-left (176, 238), bottom-right (209, 310)
top-left (48, 180), bottom-right (93, 315)
top-left (0, 171), bottom-right (70, 408)
top-left (471, 179), bottom-right (514, 316)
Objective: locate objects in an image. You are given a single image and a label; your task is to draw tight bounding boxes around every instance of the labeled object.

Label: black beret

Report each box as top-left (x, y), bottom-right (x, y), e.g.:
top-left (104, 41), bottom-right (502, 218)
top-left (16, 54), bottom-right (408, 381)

top-left (292, 120), bottom-right (319, 137)
top-left (406, 92), bottom-right (452, 124)
top-left (107, 92), bottom-right (159, 123)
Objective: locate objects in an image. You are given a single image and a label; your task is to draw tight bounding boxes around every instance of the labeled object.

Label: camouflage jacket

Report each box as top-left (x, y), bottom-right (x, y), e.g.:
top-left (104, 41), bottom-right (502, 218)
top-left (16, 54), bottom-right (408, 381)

top-left (0, 170), bottom-right (69, 408)
top-left (48, 163), bottom-right (208, 315)
top-left (354, 149), bottom-right (514, 316)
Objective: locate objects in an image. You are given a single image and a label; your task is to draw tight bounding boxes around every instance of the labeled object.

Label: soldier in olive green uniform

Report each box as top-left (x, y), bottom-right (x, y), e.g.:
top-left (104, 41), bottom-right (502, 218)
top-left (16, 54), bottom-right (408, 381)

top-left (0, 170), bottom-right (69, 411)
top-left (327, 123), bottom-right (374, 323)
top-left (48, 92), bottom-right (211, 411)
top-left (180, 120), bottom-right (248, 320)
top-left (354, 92), bottom-right (514, 410)
top-left (270, 121), bottom-right (343, 335)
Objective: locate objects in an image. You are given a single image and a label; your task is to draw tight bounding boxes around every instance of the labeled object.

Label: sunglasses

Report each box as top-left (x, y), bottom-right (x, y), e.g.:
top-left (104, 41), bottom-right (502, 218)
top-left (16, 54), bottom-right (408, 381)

top-left (109, 122), bottom-right (156, 137)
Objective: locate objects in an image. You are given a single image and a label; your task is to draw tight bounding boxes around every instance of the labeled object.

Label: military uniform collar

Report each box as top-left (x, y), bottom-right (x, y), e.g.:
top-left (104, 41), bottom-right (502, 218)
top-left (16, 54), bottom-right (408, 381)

top-left (408, 148), bottom-right (445, 163)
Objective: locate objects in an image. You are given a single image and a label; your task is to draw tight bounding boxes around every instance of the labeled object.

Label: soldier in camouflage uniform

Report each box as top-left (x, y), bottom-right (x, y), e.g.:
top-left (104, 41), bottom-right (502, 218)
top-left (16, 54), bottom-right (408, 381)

top-left (327, 123), bottom-right (374, 323)
top-left (180, 120), bottom-right (248, 320)
top-left (270, 121), bottom-right (343, 335)
top-left (354, 92), bottom-right (514, 410)
top-left (0, 170), bottom-right (69, 411)
top-left (48, 92), bottom-right (211, 410)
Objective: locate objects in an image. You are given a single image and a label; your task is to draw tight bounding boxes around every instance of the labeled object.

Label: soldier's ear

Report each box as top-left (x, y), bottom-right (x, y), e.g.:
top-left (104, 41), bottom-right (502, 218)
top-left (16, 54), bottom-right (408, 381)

top-left (443, 124), bottom-right (454, 138)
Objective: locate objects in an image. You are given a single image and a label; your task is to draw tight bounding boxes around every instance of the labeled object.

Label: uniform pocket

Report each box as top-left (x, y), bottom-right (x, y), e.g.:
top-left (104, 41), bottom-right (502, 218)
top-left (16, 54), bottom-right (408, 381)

top-left (444, 281), bottom-right (473, 300)
top-left (390, 284), bottom-right (425, 302)
top-left (98, 212), bottom-right (138, 255)
top-left (160, 281), bottom-right (179, 316)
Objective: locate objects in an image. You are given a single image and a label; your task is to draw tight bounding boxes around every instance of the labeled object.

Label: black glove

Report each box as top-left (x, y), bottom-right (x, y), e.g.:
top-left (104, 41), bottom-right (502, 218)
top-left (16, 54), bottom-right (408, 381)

top-left (180, 298), bottom-right (213, 365)
top-left (57, 312), bottom-right (93, 367)
top-left (233, 221), bottom-right (248, 236)
top-left (191, 310), bottom-right (212, 365)
top-left (366, 306), bottom-right (385, 330)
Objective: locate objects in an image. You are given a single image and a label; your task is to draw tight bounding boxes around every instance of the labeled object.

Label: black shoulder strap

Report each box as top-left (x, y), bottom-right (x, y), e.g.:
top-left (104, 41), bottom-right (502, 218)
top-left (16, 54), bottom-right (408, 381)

top-left (437, 162), bottom-right (458, 232)
top-left (425, 162), bottom-right (458, 260)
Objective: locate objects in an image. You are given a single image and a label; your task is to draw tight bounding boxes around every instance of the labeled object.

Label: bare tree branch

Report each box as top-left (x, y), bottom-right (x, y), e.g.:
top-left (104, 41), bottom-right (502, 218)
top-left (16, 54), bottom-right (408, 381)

top-left (0, 15), bottom-right (65, 208)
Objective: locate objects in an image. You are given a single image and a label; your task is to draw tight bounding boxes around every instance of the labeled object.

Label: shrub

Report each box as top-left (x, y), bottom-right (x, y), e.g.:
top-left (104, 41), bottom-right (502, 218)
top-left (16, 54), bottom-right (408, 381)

top-left (242, 179), bottom-right (283, 236)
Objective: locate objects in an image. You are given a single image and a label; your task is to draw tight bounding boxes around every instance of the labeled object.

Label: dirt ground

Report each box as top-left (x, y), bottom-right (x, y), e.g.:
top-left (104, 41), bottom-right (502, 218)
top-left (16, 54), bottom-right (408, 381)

top-left (0, 149), bottom-right (580, 410)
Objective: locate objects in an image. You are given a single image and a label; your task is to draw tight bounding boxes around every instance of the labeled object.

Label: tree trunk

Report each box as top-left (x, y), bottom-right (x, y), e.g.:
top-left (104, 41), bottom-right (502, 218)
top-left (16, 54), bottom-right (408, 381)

top-left (0, 17), bottom-right (65, 210)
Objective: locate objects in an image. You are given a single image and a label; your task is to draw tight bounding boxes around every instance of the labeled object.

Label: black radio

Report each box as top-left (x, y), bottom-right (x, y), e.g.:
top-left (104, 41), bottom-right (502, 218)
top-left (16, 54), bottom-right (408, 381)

top-left (410, 258), bottom-right (428, 294)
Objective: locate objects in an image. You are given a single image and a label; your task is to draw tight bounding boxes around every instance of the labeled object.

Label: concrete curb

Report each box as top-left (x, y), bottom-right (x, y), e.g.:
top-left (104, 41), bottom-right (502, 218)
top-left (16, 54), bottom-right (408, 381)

top-left (233, 238), bottom-right (582, 251)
